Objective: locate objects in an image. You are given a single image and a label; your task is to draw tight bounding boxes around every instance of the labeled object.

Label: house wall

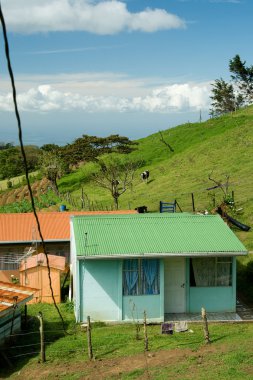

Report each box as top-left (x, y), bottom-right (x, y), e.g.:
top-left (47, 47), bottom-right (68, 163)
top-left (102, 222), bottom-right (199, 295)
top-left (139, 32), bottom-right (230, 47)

top-left (19, 267), bottom-right (61, 303)
top-left (0, 270), bottom-right (19, 283)
top-left (188, 257), bottom-right (237, 312)
top-left (79, 259), bottom-right (122, 322)
top-left (0, 242), bottom-right (70, 266)
top-left (77, 256), bottom-right (237, 322)
top-left (78, 259), bottom-right (164, 323)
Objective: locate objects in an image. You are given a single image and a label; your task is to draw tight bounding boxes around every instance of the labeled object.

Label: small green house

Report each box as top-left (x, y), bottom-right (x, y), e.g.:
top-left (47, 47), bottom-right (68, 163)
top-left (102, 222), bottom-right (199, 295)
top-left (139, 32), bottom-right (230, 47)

top-left (70, 213), bottom-right (247, 323)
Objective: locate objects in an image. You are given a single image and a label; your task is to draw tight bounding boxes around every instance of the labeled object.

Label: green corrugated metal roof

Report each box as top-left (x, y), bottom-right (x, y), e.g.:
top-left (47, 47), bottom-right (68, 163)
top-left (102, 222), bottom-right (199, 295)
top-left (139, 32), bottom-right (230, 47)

top-left (71, 213), bottom-right (247, 258)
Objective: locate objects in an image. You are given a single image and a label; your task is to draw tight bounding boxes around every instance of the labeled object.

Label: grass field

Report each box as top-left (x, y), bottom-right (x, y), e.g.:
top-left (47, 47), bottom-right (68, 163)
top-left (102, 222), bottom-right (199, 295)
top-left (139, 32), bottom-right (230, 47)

top-left (1, 303), bottom-right (253, 380)
top-left (55, 106), bottom-right (253, 250)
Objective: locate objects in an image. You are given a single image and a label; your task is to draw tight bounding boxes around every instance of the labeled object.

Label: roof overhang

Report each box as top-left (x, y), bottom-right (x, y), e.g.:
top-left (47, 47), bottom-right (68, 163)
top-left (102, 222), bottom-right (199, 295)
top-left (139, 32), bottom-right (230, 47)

top-left (0, 282), bottom-right (37, 318)
top-left (0, 239), bottom-right (69, 245)
top-left (76, 250), bottom-right (248, 260)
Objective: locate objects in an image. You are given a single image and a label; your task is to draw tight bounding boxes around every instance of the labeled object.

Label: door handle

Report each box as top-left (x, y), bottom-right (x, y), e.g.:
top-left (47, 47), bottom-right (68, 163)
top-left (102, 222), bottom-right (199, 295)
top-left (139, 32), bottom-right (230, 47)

top-left (181, 283), bottom-right (185, 288)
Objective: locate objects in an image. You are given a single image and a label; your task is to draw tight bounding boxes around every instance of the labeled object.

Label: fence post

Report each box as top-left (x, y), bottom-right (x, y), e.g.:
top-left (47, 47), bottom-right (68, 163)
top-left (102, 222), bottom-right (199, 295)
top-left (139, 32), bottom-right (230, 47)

top-left (191, 193), bottom-right (195, 213)
top-left (24, 304), bottom-right (27, 330)
top-left (201, 307), bottom-right (210, 344)
top-left (81, 187), bottom-right (84, 209)
top-left (87, 316), bottom-right (93, 360)
top-left (143, 311), bottom-right (148, 351)
top-left (37, 312), bottom-right (46, 362)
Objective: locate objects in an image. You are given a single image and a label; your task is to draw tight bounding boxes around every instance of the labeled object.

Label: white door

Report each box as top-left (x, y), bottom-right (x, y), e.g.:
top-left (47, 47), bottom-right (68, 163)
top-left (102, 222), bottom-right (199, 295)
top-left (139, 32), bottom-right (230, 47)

top-left (164, 257), bottom-right (186, 313)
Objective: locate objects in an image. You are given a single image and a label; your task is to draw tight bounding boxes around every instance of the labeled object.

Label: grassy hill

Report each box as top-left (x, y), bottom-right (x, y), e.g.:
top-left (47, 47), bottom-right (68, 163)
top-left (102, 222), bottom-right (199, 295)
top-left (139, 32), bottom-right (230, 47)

top-left (0, 106), bottom-right (252, 250)
top-left (57, 105), bottom-right (253, 251)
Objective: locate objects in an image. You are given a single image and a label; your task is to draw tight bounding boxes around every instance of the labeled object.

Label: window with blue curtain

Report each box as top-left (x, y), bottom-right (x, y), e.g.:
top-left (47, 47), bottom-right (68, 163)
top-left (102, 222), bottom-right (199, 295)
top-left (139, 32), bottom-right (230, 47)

top-left (123, 259), bottom-right (160, 296)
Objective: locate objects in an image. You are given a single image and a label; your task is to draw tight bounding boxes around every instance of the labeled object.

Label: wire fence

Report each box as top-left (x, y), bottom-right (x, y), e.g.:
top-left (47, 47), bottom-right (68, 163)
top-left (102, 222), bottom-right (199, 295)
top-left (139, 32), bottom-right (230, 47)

top-left (2, 302), bottom-right (253, 366)
top-left (59, 179), bottom-right (253, 214)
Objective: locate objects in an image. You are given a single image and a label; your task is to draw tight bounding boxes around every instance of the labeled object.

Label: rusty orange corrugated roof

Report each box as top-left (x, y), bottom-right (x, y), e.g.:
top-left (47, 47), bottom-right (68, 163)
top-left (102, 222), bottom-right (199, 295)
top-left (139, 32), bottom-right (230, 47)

top-left (0, 211), bottom-right (136, 243)
top-left (0, 281), bottom-right (37, 315)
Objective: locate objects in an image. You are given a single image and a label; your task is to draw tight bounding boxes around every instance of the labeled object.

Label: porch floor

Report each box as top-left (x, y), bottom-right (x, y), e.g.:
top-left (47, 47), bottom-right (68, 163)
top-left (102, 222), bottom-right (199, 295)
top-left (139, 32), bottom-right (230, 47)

top-left (165, 299), bottom-right (253, 322)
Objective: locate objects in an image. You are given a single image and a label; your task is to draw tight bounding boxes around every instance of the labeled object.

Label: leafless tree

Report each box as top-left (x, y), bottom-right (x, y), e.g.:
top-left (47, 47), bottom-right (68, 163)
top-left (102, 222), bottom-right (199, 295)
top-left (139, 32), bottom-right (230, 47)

top-left (92, 156), bottom-right (142, 209)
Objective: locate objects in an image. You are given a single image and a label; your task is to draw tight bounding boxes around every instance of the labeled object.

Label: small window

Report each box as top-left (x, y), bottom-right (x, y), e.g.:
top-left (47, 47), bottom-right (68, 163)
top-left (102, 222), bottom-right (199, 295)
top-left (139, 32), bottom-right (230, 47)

top-left (123, 259), bottom-right (160, 296)
top-left (190, 257), bottom-right (232, 287)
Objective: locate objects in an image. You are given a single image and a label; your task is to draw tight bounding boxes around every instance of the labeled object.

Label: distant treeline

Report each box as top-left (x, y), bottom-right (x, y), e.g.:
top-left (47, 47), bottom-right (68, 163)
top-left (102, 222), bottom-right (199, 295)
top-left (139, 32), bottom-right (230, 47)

top-left (0, 134), bottom-right (138, 181)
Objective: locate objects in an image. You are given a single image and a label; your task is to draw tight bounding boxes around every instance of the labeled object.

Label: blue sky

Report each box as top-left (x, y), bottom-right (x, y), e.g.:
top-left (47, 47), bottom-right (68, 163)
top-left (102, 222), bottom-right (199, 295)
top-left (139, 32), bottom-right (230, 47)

top-left (0, 0), bottom-right (252, 146)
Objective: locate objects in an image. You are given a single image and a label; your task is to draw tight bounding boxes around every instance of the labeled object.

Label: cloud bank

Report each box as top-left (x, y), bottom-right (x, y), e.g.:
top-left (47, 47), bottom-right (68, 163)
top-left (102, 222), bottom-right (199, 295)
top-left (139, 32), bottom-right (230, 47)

top-left (0, 82), bottom-right (211, 113)
top-left (1, 0), bottom-right (186, 34)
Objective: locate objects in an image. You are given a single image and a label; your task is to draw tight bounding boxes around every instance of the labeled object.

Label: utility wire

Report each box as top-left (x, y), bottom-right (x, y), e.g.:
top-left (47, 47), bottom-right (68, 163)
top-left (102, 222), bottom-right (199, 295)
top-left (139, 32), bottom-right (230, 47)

top-left (0, 3), bottom-right (66, 332)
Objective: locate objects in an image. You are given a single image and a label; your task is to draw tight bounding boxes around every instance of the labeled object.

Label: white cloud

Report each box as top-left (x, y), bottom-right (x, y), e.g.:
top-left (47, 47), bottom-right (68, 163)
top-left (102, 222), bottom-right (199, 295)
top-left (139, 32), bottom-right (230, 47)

top-left (1, 0), bottom-right (186, 34)
top-left (0, 81), bottom-right (211, 113)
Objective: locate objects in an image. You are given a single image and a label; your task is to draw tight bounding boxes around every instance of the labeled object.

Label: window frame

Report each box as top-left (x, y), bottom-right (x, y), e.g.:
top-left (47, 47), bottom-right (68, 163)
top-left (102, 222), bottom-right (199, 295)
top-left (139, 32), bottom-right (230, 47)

top-left (122, 258), bottom-right (160, 296)
top-left (190, 256), bottom-right (233, 287)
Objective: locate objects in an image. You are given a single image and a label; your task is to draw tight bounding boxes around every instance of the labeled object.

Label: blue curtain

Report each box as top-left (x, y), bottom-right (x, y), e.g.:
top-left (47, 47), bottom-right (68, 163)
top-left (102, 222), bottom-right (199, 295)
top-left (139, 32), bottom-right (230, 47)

top-left (123, 259), bottom-right (138, 295)
top-left (143, 259), bottom-right (159, 294)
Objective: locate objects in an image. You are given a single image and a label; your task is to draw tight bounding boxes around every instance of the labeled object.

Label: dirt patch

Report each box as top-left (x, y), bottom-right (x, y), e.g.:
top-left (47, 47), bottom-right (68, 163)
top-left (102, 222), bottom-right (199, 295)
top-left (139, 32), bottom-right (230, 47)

top-left (7, 345), bottom-right (218, 380)
top-left (0, 179), bottom-right (51, 206)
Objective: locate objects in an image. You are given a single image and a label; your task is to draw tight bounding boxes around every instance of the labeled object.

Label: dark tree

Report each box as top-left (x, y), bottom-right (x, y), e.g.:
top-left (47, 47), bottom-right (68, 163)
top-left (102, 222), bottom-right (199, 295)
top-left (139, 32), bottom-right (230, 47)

top-left (0, 142), bottom-right (14, 150)
top-left (229, 54), bottom-right (253, 104)
top-left (209, 78), bottom-right (242, 117)
top-left (62, 134), bottom-right (138, 167)
top-left (0, 147), bottom-right (22, 179)
top-left (40, 143), bottom-right (60, 152)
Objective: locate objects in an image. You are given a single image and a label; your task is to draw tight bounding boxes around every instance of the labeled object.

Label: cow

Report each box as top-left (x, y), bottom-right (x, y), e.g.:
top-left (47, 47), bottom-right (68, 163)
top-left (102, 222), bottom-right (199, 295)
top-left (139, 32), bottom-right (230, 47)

top-left (141, 170), bottom-right (149, 183)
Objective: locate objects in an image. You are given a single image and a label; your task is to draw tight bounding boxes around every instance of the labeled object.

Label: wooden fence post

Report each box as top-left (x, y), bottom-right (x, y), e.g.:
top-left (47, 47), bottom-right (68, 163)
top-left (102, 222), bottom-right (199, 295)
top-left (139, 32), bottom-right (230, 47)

top-left (143, 311), bottom-right (148, 351)
top-left (81, 187), bottom-right (85, 209)
top-left (191, 193), bottom-right (195, 213)
top-left (37, 312), bottom-right (46, 362)
top-left (87, 316), bottom-right (93, 360)
top-left (201, 307), bottom-right (210, 344)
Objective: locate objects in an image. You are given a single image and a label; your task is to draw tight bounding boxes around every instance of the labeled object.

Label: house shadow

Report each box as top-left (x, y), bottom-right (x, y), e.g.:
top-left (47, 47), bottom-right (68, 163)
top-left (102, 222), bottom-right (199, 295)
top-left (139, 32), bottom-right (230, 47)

top-left (0, 312), bottom-right (74, 378)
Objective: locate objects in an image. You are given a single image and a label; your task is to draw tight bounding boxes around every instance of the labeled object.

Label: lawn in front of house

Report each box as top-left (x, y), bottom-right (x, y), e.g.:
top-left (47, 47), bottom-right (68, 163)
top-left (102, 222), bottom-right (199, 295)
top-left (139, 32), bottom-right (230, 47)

top-left (1, 303), bottom-right (253, 379)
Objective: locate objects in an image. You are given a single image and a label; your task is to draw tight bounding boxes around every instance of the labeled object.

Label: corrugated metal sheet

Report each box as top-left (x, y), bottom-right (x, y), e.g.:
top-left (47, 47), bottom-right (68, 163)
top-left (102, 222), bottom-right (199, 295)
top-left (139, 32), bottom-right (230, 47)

top-left (0, 210), bottom-right (136, 243)
top-left (72, 213), bottom-right (247, 257)
top-left (0, 281), bottom-right (36, 316)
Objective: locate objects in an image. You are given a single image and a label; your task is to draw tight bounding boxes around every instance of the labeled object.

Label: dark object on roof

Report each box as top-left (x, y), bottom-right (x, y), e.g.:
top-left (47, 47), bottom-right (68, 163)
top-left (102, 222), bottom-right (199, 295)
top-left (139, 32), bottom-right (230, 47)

top-left (135, 206), bottom-right (148, 213)
top-left (217, 207), bottom-right (250, 232)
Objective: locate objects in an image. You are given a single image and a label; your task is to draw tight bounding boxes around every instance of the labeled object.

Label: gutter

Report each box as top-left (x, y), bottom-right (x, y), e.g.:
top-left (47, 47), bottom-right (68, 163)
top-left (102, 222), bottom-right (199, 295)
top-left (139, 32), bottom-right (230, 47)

top-left (76, 251), bottom-right (248, 260)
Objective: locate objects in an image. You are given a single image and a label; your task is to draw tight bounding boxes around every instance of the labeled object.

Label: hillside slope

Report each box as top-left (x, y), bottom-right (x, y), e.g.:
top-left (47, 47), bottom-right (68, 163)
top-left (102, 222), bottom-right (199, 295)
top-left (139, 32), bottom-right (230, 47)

top-left (57, 106), bottom-right (253, 250)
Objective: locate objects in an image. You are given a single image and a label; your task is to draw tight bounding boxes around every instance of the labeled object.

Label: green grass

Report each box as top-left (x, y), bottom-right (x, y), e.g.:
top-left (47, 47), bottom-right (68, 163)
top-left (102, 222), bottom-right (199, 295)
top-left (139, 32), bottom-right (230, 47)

top-left (0, 171), bottom-right (40, 191)
top-left (55, 106), bottom-right (253, 250)
top-left (1, 304), bottom-right (253, 380)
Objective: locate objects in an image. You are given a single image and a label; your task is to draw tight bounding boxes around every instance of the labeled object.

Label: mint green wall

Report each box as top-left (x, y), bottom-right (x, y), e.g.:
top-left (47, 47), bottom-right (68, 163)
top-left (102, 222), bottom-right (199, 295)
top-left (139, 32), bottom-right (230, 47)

top-left (78, 259), bottom-right (164, 323)
top-left (189, 287), bottom-right (235, 312)
top-left (122, 295), bottom-right (162, 321)
top-left (79, 259), bottom-right (122, 322)
top-left (188, 257), bottom-right (237, 312)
